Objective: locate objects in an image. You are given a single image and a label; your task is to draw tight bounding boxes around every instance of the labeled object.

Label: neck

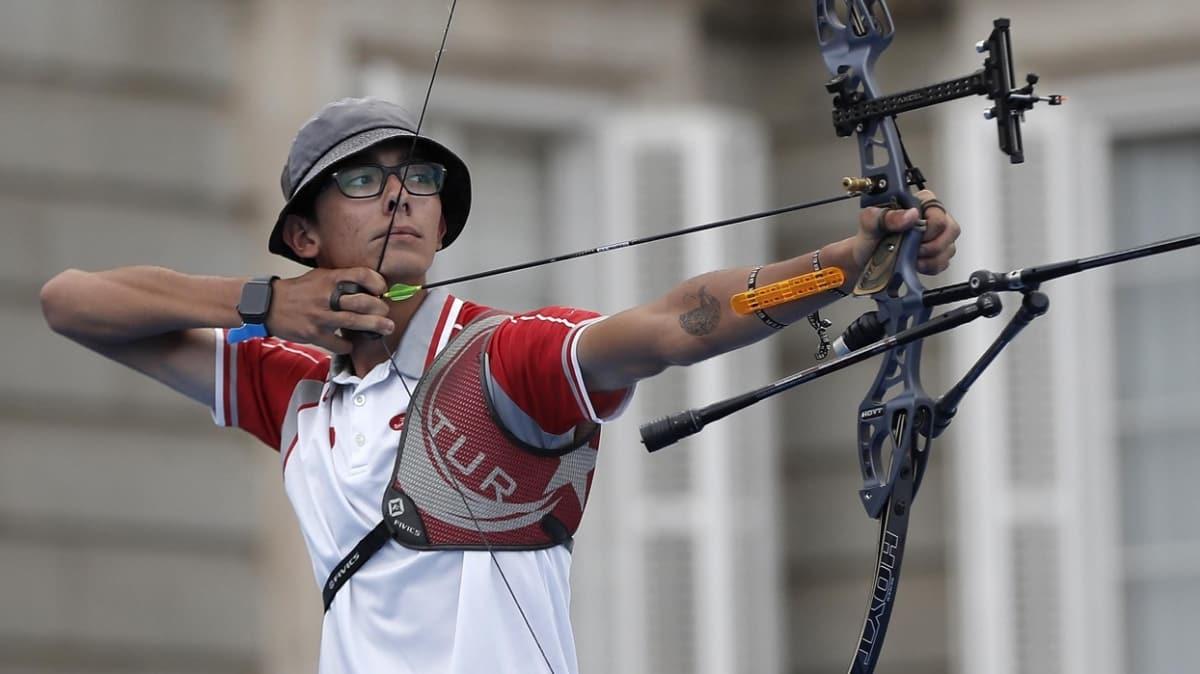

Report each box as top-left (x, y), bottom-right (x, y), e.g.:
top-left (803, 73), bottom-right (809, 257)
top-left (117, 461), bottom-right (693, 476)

top-left (346, 288), bottom-right (430, 378)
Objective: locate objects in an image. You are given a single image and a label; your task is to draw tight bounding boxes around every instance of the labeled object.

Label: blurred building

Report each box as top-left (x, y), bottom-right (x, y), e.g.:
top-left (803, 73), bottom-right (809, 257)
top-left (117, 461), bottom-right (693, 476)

top-left (3, 1), bottom-right (1199, 673)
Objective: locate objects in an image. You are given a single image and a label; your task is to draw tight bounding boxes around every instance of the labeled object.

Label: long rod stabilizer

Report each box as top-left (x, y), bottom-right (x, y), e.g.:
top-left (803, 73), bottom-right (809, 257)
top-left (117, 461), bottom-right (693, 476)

top-left (639, 293), bottom-right (1002, 452)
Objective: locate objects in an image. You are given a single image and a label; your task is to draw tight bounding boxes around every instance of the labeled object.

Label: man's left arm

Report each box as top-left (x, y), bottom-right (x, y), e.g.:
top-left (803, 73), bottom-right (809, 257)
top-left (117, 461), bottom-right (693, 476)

top-left (578, 192), bottom-right (959, 392)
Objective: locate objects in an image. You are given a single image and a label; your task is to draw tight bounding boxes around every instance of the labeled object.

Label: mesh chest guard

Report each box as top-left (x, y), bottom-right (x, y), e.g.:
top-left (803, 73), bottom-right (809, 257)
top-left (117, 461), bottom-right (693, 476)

top-left (381, 313), bottom-right (600, 550)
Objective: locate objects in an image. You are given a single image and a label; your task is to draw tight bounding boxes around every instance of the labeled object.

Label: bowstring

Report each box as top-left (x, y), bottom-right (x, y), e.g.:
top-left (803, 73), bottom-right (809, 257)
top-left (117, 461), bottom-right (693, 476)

top-left (370, 1), bottom-right (557, 671)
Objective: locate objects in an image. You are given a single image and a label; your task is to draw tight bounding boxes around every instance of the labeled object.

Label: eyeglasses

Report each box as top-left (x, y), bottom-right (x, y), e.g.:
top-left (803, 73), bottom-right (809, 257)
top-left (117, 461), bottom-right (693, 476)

top-left (328, 161), bottom-right (446, 199)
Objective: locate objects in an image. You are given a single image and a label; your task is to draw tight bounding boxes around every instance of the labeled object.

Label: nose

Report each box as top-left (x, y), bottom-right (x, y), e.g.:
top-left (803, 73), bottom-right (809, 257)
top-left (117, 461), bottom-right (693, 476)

top-left (383, 175), bottom-right (409, 214)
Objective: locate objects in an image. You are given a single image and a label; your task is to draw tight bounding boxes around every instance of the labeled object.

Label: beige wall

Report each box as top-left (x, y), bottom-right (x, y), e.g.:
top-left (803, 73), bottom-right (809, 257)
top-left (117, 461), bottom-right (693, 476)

top-left (0, 0), bottom-right (951, 672)
top-left (2, 0), bottom-right (704, 672)
top-left (1, 1), bottom-right (262, 672)
top-left (8, 0), bottom-right (1199, 673)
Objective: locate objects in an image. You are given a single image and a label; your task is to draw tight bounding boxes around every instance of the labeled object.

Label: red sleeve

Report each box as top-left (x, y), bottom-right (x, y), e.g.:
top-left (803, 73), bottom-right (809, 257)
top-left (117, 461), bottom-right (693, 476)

top-left (211, 330), bottom-right (330, 451)
top-left (485, 306), bottom-right (633, 436)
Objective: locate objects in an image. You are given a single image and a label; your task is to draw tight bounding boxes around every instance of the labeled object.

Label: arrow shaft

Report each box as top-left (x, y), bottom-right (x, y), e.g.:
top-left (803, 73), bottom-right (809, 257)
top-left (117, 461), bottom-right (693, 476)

top-left (422, 192), bottom-right (858, 291)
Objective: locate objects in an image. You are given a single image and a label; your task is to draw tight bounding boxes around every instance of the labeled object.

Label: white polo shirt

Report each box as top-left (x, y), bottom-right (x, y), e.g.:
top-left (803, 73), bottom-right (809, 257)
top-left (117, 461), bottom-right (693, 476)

top-left (211, 288), bottom-right (631, 674)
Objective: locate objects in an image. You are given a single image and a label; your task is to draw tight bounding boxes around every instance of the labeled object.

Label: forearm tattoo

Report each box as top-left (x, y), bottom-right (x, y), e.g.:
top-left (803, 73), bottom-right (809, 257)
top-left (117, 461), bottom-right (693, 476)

top-left (678, 285), bottom-right (721, 336)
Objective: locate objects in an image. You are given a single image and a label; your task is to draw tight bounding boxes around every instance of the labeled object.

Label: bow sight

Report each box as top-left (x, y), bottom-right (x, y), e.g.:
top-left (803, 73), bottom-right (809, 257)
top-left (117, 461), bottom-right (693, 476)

top-left (824, 12), bottom-right (1063, 298)
top-left (825, 17), bottom-right (1062, 170)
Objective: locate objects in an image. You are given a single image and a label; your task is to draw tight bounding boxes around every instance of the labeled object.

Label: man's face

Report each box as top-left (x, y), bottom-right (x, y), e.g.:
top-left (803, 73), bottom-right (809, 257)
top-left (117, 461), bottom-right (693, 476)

top-left (299, 142), bottom-right (447, 283)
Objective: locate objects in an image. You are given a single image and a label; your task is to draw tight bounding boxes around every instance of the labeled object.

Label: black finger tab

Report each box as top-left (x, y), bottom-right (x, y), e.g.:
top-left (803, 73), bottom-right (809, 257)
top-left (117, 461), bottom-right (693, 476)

top-left (329, 281), bottom-right (365, 311)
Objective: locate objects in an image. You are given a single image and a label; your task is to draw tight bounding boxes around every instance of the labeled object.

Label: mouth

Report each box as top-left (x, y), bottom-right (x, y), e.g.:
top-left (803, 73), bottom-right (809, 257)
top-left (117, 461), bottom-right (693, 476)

top-left (375, 226), bottom-right (422, 241)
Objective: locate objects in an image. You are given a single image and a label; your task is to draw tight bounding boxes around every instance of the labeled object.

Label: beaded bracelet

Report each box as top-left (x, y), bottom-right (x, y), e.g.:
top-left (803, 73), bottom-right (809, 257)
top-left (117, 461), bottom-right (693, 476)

top-left (806, 249), bottom-right (841, 360)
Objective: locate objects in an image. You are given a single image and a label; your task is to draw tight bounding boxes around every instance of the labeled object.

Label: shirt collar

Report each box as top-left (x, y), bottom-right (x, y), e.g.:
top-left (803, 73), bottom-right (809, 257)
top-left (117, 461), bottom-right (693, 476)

top-left (328, 287), bottom-right (451, 385)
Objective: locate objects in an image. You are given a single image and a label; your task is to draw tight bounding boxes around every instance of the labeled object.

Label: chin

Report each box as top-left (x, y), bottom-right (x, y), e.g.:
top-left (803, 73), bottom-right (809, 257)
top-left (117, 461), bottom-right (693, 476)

top-left (379, 254), bottom-right (432, 285)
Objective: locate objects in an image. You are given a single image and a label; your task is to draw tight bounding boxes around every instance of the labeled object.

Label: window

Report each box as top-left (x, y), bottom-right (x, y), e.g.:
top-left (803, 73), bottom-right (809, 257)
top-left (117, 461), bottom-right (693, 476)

top-left (1112, 134), bottom-right (1200, 674)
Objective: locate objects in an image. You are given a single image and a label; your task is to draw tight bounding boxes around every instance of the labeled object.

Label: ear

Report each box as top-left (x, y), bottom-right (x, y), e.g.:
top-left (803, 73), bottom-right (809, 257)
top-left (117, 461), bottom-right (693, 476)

top-left (282, 213), bottom-right (322, 260)
top-left (437, 216), bottom-right (448, 251)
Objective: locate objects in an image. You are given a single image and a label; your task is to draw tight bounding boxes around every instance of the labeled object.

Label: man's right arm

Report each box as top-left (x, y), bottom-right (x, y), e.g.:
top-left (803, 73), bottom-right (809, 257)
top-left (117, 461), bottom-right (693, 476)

top-left (40, 265), bottom-right (392, 410)
top-left (41, 267), bottom-right (247, 408)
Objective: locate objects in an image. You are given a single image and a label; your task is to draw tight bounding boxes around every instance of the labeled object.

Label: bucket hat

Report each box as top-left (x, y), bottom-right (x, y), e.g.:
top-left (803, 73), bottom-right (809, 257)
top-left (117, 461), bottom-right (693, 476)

top-left (269, 97), bottom-right (471, 266)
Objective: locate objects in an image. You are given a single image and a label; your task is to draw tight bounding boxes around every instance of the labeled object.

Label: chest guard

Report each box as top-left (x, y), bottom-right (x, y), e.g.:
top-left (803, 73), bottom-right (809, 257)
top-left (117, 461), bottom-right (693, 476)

top-left (381, 313), bottom-right (600, 550)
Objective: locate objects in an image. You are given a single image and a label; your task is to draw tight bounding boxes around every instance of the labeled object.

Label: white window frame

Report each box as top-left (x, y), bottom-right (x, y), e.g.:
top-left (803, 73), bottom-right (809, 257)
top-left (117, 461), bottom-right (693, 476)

top-left (593, 108), bottom-right (782, 674)
top-left (942, 62), bottom-right (1200, 674)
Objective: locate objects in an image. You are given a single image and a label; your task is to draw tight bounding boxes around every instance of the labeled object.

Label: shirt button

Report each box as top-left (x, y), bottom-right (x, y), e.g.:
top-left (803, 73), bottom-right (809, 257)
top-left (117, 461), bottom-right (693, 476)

top-left (355, 433), bottom-right (366, 447)
top-left (353, 394), bottom-right (366, 407)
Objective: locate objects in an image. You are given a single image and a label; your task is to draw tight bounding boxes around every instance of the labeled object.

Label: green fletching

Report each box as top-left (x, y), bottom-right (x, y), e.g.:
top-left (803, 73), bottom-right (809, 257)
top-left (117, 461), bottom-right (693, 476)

top-left (384, 283), bottom-right (422, 302)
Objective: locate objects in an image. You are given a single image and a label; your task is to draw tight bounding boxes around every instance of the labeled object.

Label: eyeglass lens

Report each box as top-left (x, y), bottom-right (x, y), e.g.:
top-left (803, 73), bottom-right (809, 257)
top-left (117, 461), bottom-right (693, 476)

top-left (334, 163), bottom-right (445, 198)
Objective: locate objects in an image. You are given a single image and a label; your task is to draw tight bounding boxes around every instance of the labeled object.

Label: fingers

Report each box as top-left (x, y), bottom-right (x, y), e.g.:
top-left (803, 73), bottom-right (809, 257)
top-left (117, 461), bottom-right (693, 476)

top-left (327, 300), bottom-right (395, 336)
top-left (856, 190), bottom-right (961, 275)
top-left (914, 191), bottom-right (950, 243)
top-left (917, 242), bottom-right (956, 274)
top-left (918, 219), bottom-right (960, 257)
top-left (327, 276), bottom-right (394, 336)
top-left (330, 316), bottom-right (395, 339)
top-left (334, 291), bottom-right (390, 318)
top-left (915, 190), bottom-right (946, 216)
top-left (860, 205), bottom-right (921, 235)
top-left (324, 267), bottom-right (390, 327)
top-left (342, 267), bottom-right (389, 297)
top-left (270, 267), bottom-right (398, 347)
top-left (913, 190), bottom-right (961, 274)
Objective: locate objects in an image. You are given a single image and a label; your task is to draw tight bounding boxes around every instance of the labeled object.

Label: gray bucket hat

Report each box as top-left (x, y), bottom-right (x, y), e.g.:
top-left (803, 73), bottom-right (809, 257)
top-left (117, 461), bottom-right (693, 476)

top-left (269, 97), bottom-right (472, 266)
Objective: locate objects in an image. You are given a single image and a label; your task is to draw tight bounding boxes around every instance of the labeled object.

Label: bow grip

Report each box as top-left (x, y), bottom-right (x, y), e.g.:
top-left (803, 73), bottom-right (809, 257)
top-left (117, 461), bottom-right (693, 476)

top-left (853, 210), bottom-right (924, 296)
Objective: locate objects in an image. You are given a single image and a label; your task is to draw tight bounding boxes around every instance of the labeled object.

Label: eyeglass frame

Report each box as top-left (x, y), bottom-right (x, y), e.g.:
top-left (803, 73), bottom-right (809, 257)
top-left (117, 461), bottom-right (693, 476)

top-left (327, 161), bottom-right (447, 199)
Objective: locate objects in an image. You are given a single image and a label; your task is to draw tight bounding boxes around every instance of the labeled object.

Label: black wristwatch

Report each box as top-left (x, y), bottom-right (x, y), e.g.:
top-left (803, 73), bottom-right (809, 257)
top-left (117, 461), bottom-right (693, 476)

top-left (236, 276), bottom-right (279, 325)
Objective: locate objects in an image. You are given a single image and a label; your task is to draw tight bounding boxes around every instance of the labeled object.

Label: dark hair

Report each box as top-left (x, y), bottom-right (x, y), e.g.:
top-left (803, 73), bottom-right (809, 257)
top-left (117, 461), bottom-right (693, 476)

top-left (287, 182), bottom-right (322, 223)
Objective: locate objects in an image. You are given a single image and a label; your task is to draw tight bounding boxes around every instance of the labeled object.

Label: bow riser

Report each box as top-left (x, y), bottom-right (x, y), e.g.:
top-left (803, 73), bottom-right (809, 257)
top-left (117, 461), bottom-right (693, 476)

top-left (816, 0), bottom-right (931, 520)
top-left (816, 2), bottom-right (939, 671)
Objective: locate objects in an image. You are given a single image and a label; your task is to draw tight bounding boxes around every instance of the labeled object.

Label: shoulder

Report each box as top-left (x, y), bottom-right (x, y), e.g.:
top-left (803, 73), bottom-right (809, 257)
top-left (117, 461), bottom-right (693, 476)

top-left (232, 335), bottom-right (330, 376)
top-left (214, 331), bottom-right (331, 386)
top-left (212, 332), bottom-right (331, 448)
top-left (486, 304), bottom-right (604, 332)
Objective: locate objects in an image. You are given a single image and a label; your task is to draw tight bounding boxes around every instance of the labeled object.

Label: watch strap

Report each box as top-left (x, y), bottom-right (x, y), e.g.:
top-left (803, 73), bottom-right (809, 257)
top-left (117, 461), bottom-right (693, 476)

top-left (227, 322), bottom-right (269, 345)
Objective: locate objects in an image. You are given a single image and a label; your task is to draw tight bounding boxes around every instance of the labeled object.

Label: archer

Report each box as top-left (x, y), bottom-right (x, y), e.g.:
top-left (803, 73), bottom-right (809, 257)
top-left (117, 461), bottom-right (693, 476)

top-left (39, 96), bottom-right (959, 674)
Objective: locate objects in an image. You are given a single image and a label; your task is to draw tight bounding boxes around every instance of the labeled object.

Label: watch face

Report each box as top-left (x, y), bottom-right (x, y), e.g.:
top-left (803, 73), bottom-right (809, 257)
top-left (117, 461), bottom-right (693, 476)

top-left (239, 281), bottom-right (272, 321)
